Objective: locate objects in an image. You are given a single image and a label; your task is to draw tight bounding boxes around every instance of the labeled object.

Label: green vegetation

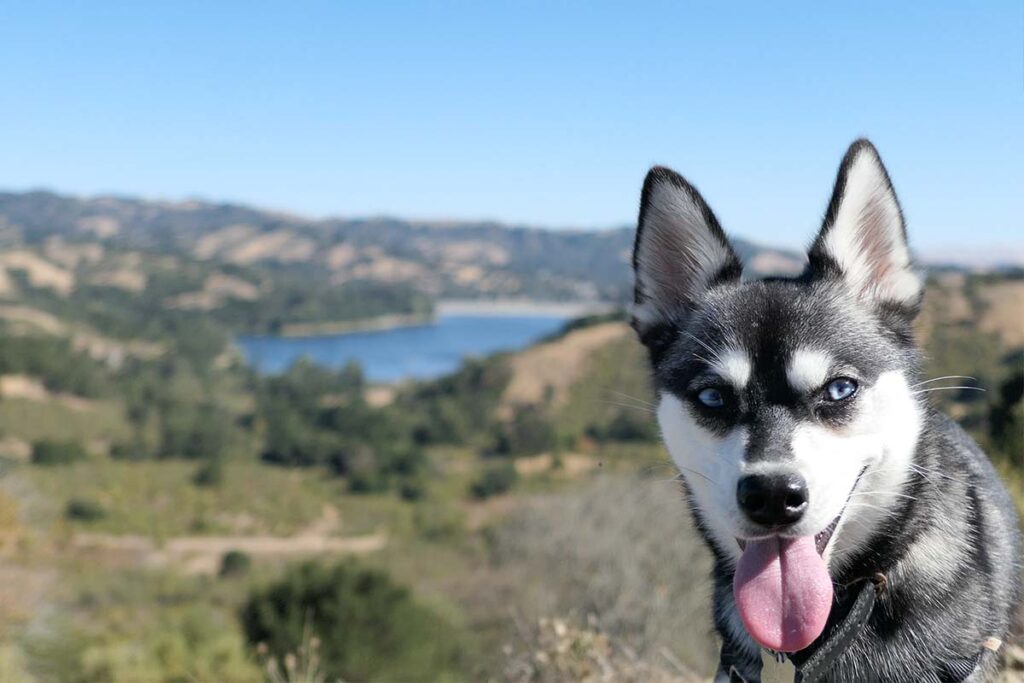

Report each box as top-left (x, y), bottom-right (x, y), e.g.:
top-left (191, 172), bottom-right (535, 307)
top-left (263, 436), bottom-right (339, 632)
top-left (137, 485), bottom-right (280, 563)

top-left (31, 440), bottom-right (88, 466)
top-left (241, 562), bottom-right (467, 682)
top-left (469, 461), bottom-right (518, 499)
top-left (65, 497), bottom-right (107, 521)
top-left (0, 334), bottom-right (110, 397)
top-left (0, 242), bottom-right (1018, 682)
top-left (220, 550), bottom-right (252, 578)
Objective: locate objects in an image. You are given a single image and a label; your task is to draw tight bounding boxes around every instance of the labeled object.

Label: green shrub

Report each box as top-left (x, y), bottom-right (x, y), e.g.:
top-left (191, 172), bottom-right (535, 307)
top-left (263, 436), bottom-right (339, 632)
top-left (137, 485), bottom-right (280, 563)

top-left (65, 497), bottom-right (107, 521)
top-left (31, 440), bottom-right (87, 466)
top-left (219, 550), bottom-right (252, 578)
top-left (490, 405), bottom-right (558, 456)
top-left (109, 439), bottom-right (154, 461)
top-left (193, 459), bottom-right (225, 487)
top-left (240, 561), bottom-right (466, 682)
top-left (398, 476), bottom-right (427, 502)
top-left (585, 410), bottom-right (659, 443)
top-left (470, 462), bottom-right (518, 499)
top-left (413, 502), bottom-right (466, 542)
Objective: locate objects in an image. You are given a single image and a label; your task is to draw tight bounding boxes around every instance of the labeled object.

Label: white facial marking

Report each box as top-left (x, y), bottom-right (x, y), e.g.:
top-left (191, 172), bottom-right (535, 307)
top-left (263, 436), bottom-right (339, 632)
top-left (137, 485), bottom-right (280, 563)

top-left (795, 370), bottom-right (922, 568)
top-left (657, 370), bottom-right (921, 575)
top-left (657, 392), bottom-right (746, 564)
top-left (786, 348), bottom-right (833, 394)
top-left (820, 149), bottom-right (922, 305)
top-left (712, 348), bottom-right (752, 389)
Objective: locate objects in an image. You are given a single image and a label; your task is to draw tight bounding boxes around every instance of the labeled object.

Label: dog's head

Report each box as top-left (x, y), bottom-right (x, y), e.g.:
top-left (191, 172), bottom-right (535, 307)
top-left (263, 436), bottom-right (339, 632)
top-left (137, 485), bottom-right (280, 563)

top-left (632, 140), bottom-right (924, 652)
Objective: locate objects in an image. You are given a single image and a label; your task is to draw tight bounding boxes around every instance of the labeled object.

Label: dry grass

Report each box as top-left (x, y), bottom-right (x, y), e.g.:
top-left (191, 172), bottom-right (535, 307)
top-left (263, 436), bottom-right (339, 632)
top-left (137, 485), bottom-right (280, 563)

top-left (977, 280), bottom-right (1024, 348)
top-left (0, 374), bottom-right (95, 412)
top-left (0, 250), bottom-right (75, 295)
top-left (226, 230), bottom-right (316, 265)
top-left (501, 322), bottom-right (630, 414)
top-left (503, 616), bottom-right (702, 683)
top-left (490, 474), bottom-right (718, 677)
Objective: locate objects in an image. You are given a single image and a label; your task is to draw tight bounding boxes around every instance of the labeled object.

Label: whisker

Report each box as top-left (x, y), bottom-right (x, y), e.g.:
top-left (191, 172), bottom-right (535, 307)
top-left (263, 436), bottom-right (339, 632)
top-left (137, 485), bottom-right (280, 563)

top-left (691, 352), bottom-right (715, 366)
top-left (841, 503), bottom-right (891, 514)
top-left (912, 386), bottom-right (986, 395)
top-left (682, 331), bottom-right (725, 365)
top-left (672, 465), bottom-right (718, 485)
top-left (599, 399), bottom-right (656, 414)
top-left (605, 390), bottom-right (658, 409)
top-left (637, 460), bottom-right (677, 476)
top-left (911, 375), bottom-right (977, 388)
top-left (847, 491), bottom-right (919, 502)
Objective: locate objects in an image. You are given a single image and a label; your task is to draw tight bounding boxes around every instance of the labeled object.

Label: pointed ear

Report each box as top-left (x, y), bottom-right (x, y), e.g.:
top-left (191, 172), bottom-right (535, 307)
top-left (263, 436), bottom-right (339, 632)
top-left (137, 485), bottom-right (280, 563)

top-left (808, 140), bottom-right (922, 314)
top-left (631, 166), bottom-right (741, 338)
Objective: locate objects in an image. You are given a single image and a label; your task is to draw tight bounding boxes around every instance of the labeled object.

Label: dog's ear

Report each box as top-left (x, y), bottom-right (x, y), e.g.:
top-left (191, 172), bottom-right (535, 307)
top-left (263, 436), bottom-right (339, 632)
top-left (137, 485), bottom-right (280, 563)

top-left (631, 166), bottom-right (741, 341)
top-left (808, 140), bottom-right (922, 316)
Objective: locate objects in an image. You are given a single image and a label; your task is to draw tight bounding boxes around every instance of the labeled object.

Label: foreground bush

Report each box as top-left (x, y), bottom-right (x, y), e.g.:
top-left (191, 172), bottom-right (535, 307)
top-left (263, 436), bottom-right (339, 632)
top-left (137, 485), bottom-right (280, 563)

top-left (65, 497), bottom-right (107, 521)
top-left (31, 440), bottom-right (87, 466)
top-left (219, 550), bottom-right (251, 578)
top-left (240, 561), bottom-right (467, 682)
top-left (470, 461), bottom-right (518, 499)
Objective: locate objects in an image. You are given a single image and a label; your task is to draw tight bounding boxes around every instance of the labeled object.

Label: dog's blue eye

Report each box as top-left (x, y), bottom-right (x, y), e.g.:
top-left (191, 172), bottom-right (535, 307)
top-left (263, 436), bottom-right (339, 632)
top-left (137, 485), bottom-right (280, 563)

top-left (825, 378), bottom-right (858, 402)
top-left (697, 388), bottom-right (725, 408)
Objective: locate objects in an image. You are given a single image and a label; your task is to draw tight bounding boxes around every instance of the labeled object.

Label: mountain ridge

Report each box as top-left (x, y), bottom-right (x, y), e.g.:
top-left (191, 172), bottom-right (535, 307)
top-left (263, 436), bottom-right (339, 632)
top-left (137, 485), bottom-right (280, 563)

top-left (0, 189), bottom-right (806, 307)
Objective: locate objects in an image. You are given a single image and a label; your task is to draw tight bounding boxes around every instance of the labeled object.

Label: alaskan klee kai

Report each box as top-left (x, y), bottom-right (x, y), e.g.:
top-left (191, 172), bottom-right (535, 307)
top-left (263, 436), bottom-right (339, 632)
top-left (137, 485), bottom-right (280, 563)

top-left (630, 139), bottom-right (1020, 682)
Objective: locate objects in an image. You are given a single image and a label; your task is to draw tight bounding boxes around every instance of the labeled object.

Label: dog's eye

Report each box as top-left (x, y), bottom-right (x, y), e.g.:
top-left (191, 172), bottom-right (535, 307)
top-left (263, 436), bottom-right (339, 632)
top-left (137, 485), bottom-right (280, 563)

top-left (697, 388), bottom-right (726, 408)
top-left (824, 377), bottom-right (858, 402)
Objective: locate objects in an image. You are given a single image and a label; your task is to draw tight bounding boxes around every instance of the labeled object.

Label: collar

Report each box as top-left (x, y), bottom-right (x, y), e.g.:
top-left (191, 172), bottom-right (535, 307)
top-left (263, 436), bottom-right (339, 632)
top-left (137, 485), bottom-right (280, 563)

top-left (720, 572), bottom-right (996, 683)
top-left (719, 573), bottom-right (883, 683)
top-left (785, 573), bottom-right (882, 682)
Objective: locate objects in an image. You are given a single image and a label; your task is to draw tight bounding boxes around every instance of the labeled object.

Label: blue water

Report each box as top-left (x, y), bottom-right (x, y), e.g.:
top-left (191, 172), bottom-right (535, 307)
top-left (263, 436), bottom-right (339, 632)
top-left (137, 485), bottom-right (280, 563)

top-left (236, 314), bottom-right (570, 382)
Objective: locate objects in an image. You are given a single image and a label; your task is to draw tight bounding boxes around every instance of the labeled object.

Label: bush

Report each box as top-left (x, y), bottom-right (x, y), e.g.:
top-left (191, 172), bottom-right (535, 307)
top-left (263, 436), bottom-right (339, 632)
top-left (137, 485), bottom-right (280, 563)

top-left (490, 404), bottom-right (558, 456)
top-left (31, 440), bottom-right (87, 466)
top-left (193, 459), bottom-right (225, 487)
top-left (109, 439), bottom-right (154, 461)
top-left (65, 497), bottom-right (107, 521)
top-left (240, 561), bottom-right (466, 682)
top-left (585, 410), bottom-right (659, 443)
top-left (470, 462), bottom-right (518, 499)
top-left (398, 476), bottom-right (426, 502)
top-left (219, 550), bottom-right (252, 578)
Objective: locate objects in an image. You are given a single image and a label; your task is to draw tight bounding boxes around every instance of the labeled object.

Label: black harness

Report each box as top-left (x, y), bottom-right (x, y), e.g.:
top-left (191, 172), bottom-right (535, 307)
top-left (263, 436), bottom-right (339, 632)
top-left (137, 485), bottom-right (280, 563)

top-left (719, 574), bottom-right (998, 683)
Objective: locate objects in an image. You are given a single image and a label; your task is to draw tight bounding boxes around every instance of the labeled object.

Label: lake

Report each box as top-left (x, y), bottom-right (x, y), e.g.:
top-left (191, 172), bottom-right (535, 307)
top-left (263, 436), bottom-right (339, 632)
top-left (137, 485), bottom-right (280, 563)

top-left (236, 313), bottom-right (572, 382)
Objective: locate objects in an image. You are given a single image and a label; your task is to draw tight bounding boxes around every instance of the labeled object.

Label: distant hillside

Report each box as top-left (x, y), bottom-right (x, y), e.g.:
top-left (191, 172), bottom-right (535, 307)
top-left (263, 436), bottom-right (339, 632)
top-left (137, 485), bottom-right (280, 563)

top-left (0, 190), bottom-right (805, 306)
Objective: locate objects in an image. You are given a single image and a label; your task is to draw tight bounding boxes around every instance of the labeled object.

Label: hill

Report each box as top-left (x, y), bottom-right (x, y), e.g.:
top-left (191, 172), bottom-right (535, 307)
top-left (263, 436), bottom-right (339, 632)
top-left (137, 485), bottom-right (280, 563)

top-left (0, 189), bottom-right (804, 310)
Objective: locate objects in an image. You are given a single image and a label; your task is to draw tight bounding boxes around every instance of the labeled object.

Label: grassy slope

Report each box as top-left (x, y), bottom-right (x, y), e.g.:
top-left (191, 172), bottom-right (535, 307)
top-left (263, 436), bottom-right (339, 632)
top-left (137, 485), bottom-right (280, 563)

top-left (0, 273), bottom-right (1019, 682)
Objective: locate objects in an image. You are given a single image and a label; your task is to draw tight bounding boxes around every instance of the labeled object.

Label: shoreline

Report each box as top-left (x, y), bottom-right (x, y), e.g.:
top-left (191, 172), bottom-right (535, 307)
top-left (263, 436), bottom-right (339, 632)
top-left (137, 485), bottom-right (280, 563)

top-left (435, 299), bottom-right (616, 318)
top-left (246, 299), bottom-right (618, 340)
top-left (274, 312), bottom-right (434, 338)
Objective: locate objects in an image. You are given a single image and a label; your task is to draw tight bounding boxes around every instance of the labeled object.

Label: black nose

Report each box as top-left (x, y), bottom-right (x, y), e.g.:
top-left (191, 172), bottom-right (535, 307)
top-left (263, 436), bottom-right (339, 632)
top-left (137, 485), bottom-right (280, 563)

top-left (737, 473), bottom-right (809, 527)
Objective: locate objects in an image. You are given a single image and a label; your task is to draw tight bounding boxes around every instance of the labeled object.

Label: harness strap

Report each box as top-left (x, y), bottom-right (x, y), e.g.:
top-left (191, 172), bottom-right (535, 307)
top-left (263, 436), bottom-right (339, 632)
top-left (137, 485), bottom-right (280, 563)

top-left (790, 577), bottom-right (878, 682)
top-left (718, 573), bottom-right (998, 683)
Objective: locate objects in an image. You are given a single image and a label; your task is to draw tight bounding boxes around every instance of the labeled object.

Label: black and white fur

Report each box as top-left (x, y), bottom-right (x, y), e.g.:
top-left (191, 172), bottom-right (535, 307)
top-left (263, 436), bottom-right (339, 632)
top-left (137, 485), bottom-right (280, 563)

top-left (631, 139), bottom-right (1021, 681)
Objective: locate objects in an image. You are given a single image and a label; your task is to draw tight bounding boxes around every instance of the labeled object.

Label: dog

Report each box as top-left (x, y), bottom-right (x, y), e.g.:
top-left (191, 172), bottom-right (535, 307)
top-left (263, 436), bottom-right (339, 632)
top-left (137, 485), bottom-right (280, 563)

top-left (630, 139), bottom-right (1020, 682)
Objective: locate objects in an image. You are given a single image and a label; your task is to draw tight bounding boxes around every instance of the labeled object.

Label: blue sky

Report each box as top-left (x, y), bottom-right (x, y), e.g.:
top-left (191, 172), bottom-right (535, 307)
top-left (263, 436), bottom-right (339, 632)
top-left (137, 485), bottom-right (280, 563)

top-left (0, 2), bottom-right (1020, 252)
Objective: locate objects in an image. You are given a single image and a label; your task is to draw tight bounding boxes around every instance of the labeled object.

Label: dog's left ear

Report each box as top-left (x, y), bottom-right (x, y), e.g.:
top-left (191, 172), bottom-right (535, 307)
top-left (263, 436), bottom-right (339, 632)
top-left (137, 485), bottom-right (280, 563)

top-left (808, 140), bottom-right (922, 317)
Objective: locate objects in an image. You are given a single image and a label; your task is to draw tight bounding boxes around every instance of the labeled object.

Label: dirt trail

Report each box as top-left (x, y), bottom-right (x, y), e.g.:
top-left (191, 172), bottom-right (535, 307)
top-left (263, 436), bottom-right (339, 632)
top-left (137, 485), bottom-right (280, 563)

top-left (70, 504), bottom-right (387, 575)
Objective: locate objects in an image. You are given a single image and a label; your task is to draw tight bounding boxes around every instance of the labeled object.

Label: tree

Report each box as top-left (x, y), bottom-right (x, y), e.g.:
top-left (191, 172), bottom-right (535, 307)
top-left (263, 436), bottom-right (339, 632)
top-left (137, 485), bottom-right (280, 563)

top-left (240, 562), bottom-right (465, 681)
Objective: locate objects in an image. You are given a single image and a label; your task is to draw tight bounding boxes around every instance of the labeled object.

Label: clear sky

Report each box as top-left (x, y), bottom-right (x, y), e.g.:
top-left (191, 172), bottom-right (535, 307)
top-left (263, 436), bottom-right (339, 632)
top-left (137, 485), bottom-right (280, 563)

top-left (1, 2), bottom-right (1021, 253)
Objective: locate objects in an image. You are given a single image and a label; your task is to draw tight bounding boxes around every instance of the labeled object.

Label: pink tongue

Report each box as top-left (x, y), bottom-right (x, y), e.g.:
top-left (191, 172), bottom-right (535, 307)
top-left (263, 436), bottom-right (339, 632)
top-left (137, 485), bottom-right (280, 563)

top-left (733, 536), bottom-right (833, 652)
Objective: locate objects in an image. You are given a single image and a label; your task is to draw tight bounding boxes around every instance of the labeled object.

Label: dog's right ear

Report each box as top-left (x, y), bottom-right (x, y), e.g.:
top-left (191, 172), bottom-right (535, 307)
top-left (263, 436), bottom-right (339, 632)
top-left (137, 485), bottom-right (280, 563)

top-left (631, 166), bottom-right (741, 342)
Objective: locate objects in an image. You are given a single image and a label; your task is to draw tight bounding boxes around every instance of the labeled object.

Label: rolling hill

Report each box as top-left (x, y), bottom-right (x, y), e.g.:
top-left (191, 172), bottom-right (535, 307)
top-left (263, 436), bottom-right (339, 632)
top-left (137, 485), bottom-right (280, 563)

top-left (0, 189), bottom-right (804, 313)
